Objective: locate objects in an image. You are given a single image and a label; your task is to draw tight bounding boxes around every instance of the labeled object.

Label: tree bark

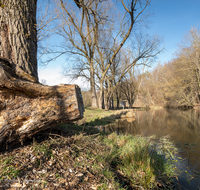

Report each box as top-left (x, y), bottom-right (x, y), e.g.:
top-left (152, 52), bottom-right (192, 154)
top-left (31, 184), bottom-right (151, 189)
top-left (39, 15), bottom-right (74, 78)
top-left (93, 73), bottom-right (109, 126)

top-left (99, 81), bottom-right (104, 109)
top-left (89, 59), bottom-right (98, 108)
top-left (104, 80), bottom-right (109, 109)
top-left (0, 0), bottom-right (38, 81)
top-left (0, 0), bottom-right (84, 147)
top-left (116, 91), bottom-right (120, 109)
top-left (0, 58), bottom-right (84, 146)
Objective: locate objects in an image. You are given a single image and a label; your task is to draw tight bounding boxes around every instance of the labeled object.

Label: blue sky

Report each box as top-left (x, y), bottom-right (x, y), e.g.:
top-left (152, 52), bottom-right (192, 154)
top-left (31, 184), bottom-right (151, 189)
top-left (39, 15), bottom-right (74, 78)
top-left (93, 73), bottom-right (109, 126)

top-left (148, 0), bottom-right (200, 63)
top-left (38, 0), bottom-right (200, 87)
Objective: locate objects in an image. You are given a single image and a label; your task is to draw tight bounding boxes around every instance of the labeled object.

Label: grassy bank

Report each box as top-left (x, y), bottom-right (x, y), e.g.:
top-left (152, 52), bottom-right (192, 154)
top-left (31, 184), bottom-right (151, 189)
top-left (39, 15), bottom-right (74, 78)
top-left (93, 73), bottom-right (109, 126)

top-left (76, 107), bottom-right (127, 126)
top-left (0, 108), bottom-right (179, 189)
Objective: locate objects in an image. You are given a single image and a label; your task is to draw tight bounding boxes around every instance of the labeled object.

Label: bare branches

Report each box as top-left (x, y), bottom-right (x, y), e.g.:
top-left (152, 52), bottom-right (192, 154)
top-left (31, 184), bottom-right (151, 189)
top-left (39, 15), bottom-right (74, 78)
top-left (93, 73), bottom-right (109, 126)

top-left (102, 0), bottom-right (151, 81)
top-left (44, 0), bottom-right (163, 109)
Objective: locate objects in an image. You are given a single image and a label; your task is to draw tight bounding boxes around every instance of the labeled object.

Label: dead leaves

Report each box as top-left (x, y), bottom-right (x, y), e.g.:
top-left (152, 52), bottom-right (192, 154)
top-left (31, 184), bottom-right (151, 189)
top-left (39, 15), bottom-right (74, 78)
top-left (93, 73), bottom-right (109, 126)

top-left (0, 135), bottom-right (104, 189)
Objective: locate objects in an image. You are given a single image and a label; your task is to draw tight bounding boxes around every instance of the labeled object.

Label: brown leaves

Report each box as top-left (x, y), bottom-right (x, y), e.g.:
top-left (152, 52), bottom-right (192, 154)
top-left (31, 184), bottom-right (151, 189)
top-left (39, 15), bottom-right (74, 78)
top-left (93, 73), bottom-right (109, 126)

top-left (0, 134), bottom-right (103, 189)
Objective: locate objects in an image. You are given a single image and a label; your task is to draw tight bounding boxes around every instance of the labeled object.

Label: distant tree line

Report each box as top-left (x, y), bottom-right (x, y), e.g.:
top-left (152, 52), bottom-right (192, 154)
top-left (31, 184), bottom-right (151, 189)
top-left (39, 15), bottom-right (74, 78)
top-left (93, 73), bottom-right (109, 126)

top-left (140, 27), bottom-right (200, 107)
top-left (82, 27), bottom-right (200, 108)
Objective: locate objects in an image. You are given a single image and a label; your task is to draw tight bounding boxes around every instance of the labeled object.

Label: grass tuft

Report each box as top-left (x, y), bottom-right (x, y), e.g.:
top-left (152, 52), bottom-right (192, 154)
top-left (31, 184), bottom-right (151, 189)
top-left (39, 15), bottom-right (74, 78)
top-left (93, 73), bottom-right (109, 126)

top-left (101, 133), bottom-right (178, 189)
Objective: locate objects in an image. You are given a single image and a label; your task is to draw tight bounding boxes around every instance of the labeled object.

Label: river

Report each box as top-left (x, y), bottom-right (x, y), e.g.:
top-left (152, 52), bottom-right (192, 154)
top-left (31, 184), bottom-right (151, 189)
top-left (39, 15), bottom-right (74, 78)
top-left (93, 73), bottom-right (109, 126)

top-left (99, 108), bottom-right (200, 189)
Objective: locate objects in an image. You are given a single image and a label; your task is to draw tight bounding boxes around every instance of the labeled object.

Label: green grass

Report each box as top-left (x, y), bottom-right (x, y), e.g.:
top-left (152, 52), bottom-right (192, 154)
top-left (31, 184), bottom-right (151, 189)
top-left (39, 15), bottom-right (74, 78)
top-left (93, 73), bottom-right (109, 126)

top-left (102, 134), bottom-right (178, 189)
top-left (32, 140), bottom-right (53, 158)
top-left (70, 132), bottom-right (178, 189)
top-left (82, 107), bottom-right (118, 124)
top-left (0, 155), bottom-right (21, 180)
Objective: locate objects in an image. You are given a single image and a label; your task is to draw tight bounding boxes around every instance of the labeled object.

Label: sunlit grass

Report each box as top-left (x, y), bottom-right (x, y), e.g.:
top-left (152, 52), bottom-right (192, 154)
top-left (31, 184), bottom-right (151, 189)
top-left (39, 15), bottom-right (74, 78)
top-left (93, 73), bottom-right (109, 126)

top-left (83, 107), bottom-right (116, 123)
top-left (71, 132), bottom-right (178, 189)
top-left (102, 133), bottom-right (178, 189)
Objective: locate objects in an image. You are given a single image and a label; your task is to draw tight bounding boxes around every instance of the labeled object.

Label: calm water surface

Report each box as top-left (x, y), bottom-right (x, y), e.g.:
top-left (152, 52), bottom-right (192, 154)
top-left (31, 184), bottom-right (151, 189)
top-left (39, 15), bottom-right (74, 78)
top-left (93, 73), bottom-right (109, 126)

top-left (99, 109), bottom-right (200, 189)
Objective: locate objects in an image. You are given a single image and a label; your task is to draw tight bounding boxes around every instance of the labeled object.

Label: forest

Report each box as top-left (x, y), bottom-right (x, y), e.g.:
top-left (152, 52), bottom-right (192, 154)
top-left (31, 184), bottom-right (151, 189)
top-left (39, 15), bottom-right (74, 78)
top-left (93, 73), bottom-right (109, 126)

top-left (140, 27), bottom-right (200, 108)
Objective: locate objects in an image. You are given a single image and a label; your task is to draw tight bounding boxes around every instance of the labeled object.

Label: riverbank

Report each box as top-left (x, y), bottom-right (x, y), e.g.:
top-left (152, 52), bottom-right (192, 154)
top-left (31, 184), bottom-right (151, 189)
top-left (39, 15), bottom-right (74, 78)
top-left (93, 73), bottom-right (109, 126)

top-left (0, 108), bottom-right (179, 189)
top-left (75, 107), bottom-right (135, 126)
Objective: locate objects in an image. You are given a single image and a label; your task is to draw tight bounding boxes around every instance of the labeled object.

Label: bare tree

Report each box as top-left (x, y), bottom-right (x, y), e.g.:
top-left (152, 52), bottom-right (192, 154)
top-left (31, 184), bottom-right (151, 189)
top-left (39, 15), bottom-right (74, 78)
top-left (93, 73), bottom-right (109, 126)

top-left (178, 27), bottom-right (200, 104)
top-left (53, 0), bottom-right (151, 108)
top-left (119, 67), bottom-right (145, 108)
top-left (101, 32), bottom-right (162, 109)
top-left (98, 0), bottom-right (152, 101)
top-left (94, 0), bottom-right (163, 109)
top-left (49, 0), bottom-right (112, 108)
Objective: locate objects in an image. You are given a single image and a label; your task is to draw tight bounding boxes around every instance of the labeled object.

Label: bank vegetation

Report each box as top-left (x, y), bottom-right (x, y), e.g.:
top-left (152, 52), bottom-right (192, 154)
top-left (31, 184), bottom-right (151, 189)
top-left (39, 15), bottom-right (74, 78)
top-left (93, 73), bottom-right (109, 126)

top-left (0, 113), bottom-right (178, 189)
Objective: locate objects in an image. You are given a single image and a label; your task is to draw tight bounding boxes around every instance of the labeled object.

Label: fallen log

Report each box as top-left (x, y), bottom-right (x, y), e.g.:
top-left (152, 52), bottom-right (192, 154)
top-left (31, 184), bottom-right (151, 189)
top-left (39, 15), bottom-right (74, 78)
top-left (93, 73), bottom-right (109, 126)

top-left (0, 58), bottom-right (84, 147)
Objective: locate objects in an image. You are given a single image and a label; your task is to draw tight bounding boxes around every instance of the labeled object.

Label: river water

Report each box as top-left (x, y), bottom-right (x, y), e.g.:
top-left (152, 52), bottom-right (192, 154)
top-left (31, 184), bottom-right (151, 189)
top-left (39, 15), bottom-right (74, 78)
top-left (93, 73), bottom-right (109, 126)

top-left (99, 109), bottom-right (200, 189)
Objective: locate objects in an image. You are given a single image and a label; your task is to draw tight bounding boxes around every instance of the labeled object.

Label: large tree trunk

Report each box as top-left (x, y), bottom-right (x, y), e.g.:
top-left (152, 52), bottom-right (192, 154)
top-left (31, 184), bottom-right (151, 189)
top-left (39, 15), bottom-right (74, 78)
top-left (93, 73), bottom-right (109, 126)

top-left (0, 0), bottom-right (38, 81)
top-left (0, 0), bottom-right (84, 147)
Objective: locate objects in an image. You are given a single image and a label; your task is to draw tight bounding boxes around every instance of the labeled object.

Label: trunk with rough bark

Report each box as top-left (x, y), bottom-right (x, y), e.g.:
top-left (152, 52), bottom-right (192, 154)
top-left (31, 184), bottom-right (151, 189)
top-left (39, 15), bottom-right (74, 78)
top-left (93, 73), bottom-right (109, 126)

top-left (128, 92), bottom-right (133, 108)
top-left (0, 70), bottom-right (84, 146)
top-left (89, 59), bottom-right (98, 108)
top-left (0, 0), bottom-right (84, 147)
top-left (0, 0), bottom-right (38, 81)
top-left (99, 81), bottom-right (104, 109)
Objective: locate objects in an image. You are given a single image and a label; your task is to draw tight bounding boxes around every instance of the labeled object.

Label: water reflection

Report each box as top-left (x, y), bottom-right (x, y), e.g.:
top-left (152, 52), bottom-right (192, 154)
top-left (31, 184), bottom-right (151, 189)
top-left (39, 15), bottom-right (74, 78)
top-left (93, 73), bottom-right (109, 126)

top-left (99, 109), bottom-right (200, 188)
